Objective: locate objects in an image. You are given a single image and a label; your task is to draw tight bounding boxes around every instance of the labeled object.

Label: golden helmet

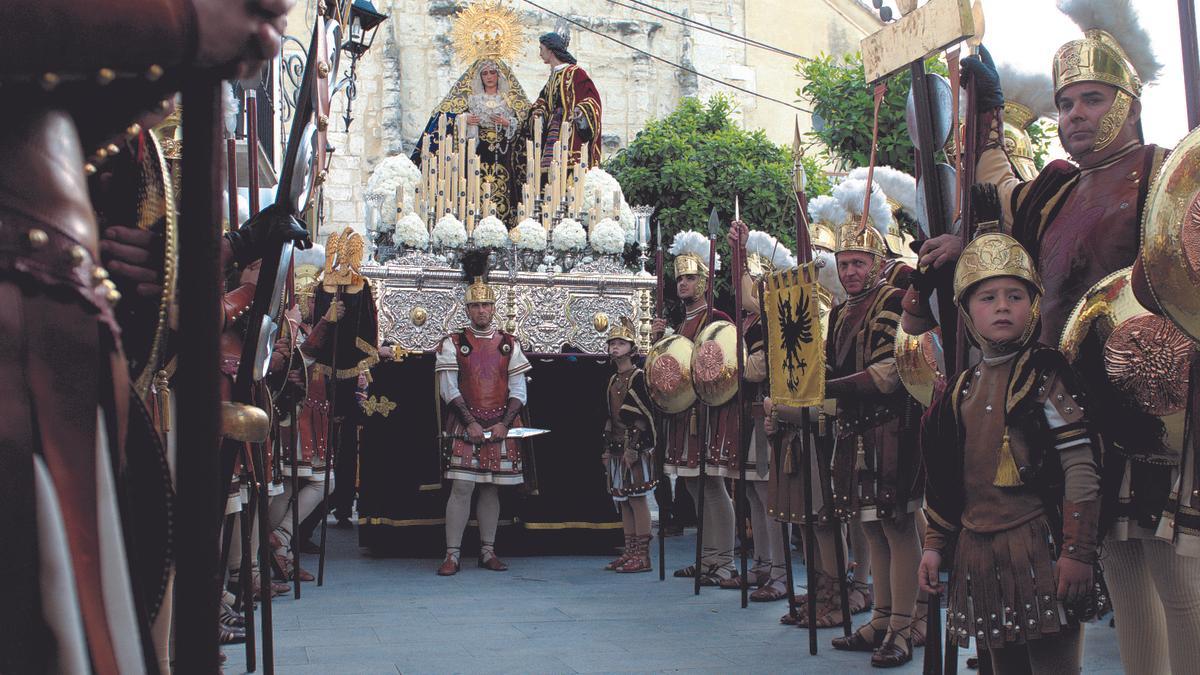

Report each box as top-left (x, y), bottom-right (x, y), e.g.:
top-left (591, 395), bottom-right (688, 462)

top-left (831, 177), bottom-right (890, 258)
top-left (293, 244), bottom-right (326, 321)
top-left (669, 230), bottom-right (714, 280)
top-left (461, 249), bottom-right (496, 304)
top-left (810, 222), bottom-right (837, 252)
top-left (1003, 101), bottom-right (1039, 181)
top-left (606, 316), bottom-right (638, 345)
top-left (1053, 28), bottom-right (1144, 99)
top-left (952, 233), bottom-right (1043, 306)
top-left (835, 222), bottom-right (888, 258)
top-left (807, 195), bottom-right (846, 253)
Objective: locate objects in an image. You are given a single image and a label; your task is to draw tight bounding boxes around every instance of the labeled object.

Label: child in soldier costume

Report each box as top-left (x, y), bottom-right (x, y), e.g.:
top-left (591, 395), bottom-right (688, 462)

top-left (918, 233), bottom-right (1104, 674)
top-left (820, 178), bottom-right (925, 667)
top-left (601, 317), bottom-right (658, 574)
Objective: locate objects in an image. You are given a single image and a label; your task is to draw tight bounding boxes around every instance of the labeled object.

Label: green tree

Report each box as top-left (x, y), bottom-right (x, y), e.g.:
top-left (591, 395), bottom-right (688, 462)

top-left (797, 52), bottom-right (948, 174)
top-left (605, 96), bottom-right (812, 297)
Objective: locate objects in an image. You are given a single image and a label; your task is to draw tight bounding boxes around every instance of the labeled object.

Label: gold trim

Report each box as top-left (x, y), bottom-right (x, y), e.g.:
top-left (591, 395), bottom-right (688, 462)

top-left (520, 521), bottom-right (623, 530)
top-left (418, 483), bottom-right (443, 492)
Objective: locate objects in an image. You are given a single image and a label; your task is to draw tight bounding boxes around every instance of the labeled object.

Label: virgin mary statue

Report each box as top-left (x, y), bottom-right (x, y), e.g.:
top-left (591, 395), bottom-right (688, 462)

top-left (410, 58), bottom-right (531, 226)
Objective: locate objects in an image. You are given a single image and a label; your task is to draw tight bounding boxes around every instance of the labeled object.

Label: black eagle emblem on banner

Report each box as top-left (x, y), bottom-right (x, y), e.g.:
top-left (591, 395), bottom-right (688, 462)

top-left (776, 288), bottom-right (814, 392)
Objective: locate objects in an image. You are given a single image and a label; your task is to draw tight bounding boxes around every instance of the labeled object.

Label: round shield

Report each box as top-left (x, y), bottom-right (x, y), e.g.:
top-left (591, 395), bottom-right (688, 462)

top-left (691, 320), bottom-right (745, 407)
top-left (1060, 267), bottom-right (1193, 462)
top-left (645, 334), bottom-right (697, 413)
top-left (915, 163), bottom-right (958, 238)
top-left (895, 325), bottom-right (944, 407)
top-left (1141, 124), bottom-right (1200, 343)
top-left (906, 73), bottom-right (953, 152)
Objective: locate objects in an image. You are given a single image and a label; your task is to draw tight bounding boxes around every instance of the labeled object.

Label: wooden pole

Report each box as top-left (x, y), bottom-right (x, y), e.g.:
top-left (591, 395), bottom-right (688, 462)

top-left (1179, 0), bottom-right (1200, 129)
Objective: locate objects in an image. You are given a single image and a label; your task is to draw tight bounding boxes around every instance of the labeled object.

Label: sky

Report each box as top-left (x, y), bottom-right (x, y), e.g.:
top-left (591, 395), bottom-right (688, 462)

top-left (884, 0), bottom-right (1192, 147)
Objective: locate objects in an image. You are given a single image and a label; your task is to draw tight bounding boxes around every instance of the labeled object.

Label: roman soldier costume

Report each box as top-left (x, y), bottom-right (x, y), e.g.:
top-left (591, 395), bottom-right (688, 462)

top-left (601, 317), bottom-right (658, 574)
top-left (922, 234), bottom-right (1106, 669)
top-left (436, 251), bottom-right (531, 575)
top-left (824, 178), bottom-right (925, 666)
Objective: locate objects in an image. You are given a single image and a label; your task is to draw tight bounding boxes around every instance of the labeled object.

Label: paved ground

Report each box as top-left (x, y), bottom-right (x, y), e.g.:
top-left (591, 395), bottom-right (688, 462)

top-left (224, 522), bottom-right (1125, 674)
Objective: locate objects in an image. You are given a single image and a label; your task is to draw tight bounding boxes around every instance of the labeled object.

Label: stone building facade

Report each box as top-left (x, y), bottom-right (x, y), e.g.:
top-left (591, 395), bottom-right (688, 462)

top-left (282, 0), bottom-right (879, 237)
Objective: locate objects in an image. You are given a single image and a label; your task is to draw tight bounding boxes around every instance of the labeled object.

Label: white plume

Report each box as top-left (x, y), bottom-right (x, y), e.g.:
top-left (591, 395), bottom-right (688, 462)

top-left (996, 63), bottom-right (1058, 121)
top-left (832, 178), bottom-right (892, 239)
top-left (669, 230), bottom-right (721, 271)
top-left (1057, 0), bottom-right (1163, 86)
top-left (292, 243), bottom-right (326, 269)
top-left (846, 166), bottom-right (918, 220)
top-left (807, 194), bottom-right (849, 226)
top-left (746, 230), bottom-right (798, 271)
top-left (814, 249), bottom-right (847, 306)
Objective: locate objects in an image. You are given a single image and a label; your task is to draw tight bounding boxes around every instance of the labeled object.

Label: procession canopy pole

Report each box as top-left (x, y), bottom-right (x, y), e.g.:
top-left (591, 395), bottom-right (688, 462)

top-left (792, 118), bottom-right (813, 263)
top-left (175, 76), bottom-right (225, 675)
top-left (1180, 0), bottom-right (1200, 129)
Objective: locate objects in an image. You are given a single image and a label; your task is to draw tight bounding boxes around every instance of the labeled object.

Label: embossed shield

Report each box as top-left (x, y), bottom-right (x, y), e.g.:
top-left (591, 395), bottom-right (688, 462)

top-left (691, 320), bottom-right (743, 407)
top-left (895, 324), bottom-right (944, 407)
top-left (645, 334), bottom-right (697, 413)
top-left (1060, 267), bottom-right (1194, 462)
top-left (1142, 125), bottom-right (1200, 343)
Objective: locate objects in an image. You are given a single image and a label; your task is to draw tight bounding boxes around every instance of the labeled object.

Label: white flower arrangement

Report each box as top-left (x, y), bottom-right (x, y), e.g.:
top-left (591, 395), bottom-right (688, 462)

top-left (431, 214), bottom-right (468, 248)
top-left (512, 218), bottom-right (547, 251)
top-left (618, 202), bottom-right (637, 243)
top-left (395, 212), bottom-right (430, 248)
top-left (365, 155), bottom-right (421, 212)
top-left (473, 216), bottom-right (510, 249)
top-left (551, 218), bottom-right (587, 252)
top-left (590, 218), bottom-right (626, 254)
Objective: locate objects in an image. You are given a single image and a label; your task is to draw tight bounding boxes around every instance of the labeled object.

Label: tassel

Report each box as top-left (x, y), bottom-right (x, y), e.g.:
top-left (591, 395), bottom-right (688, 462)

top-left (992, 429), bottom-right (1024, 487)
top-left (854, 435), bottom-right (867, 471)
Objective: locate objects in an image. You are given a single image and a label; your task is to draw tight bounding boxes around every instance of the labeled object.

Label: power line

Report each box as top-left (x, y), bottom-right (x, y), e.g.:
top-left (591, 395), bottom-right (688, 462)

top-left (521, 0), bottom-right (814, 114)
top-left (612, 0), bottom-right (812, 62)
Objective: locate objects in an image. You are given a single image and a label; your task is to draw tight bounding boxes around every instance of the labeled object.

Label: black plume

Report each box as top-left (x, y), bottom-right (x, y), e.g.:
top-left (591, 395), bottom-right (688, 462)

top-left (971, 183), bottom-right (1002, 232)
top-left (461, 249), bottom-right (491, 282)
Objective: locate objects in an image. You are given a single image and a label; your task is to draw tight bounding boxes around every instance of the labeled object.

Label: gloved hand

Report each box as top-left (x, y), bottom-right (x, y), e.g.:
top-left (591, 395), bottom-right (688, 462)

top-left (224, 203), bottom-right (312, 269)
top-left (960, 45), bottom-right (1004, 112)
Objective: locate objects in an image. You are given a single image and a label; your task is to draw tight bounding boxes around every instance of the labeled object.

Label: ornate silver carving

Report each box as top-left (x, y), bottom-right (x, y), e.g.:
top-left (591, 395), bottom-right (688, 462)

top-left (363, 264), bottom-right (656, 354)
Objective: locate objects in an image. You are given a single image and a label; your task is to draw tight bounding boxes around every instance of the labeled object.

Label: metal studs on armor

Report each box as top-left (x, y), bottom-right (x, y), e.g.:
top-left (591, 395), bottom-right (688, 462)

top-left (40, 72), bottom-right (60, 90)
top-left (70, 245), bottom-right (86, 266)
top-left (96, 68), bottom-right (115, 85)
top-left (146, 65), bottom-right (164, 81)
top-left (93, 267), bottom-right (109, 282)
top-left (1067, 545), bottom-right (1077, 553)
top-left (84, 163), bottom-right (98, 176)
top-left (27, 228), bottom-right (49, 248)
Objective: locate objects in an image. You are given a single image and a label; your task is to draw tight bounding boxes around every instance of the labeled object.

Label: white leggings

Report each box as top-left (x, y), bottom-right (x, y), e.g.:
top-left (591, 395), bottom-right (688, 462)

top-left (1105, 537), bottom-right (1200, 674)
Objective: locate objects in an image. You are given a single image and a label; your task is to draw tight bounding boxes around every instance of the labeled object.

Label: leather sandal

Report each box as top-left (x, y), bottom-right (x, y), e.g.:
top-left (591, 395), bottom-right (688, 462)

top-left (219, 623), bottom-right (246, 645)
top-left (832, 613), bottom-right (888, 652)
top-left (478, 551), bottom-right (509, 572)
top-left (673, 564), bottom-right (699, 578)
top-left (437, 549), bottom-right (461, 576)
top-left (750, 583), bottom-right (788, 602)
top-left (616, 535), bottom-right (652, 574)
top-left (606, 535), bottom-right (634, 571)
top-left (718, 574), bottom-right (744, 589)
top-left (870, 632), bottom-right (913, 668)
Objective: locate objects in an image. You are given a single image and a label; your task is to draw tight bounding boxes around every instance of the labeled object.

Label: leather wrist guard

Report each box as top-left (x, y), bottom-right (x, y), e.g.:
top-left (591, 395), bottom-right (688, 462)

top-left (977, 108), bottom-right (1004, 152)
top-left (451, 398), bottom-right (477, 426)
top-left (1060, 499), bottom-right (1100, 563)
top-left (500, 397), bottom-right (522, 428)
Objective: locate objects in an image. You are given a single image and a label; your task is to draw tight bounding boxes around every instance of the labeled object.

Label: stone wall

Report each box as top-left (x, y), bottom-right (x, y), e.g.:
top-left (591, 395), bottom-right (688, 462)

top-left (285, 0), bottom-right (877, 238)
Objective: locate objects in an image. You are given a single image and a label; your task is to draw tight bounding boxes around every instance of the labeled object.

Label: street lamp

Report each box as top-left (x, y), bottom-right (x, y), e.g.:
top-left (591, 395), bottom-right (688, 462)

top-left (343, 0), bottom-right (388, 58)
top-left (338, 0), bottom-right (389, 130)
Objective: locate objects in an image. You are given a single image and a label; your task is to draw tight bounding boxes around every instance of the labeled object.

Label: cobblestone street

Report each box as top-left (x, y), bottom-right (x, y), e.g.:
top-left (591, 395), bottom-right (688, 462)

top-left (224, 522), bottom-right (1124, 674)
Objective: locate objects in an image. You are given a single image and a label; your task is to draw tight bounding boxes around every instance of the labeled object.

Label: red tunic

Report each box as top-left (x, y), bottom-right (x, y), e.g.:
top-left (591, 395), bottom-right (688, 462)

top-left (439, 330), bottom-right (528, 485)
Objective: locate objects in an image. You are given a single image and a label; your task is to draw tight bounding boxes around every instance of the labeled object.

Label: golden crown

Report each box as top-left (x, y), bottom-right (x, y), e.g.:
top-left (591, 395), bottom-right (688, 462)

top-left (451, 0), bottom-right (523, 64)
top-left (953, 233), bottom-right (1042, 305)
top-left (1053, 29), bottom-right (1142, 98)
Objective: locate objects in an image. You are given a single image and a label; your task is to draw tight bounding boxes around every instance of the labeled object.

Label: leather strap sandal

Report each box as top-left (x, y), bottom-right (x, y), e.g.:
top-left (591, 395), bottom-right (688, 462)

top-left (478, 544), bottom-right (509, 571)
top-left (718, 573), bottom-right (744, 589)
top-left (436, 548), bottom-right (461, 576)
top-left (870, 631), bottom-right (913, 668)
top-left (750, 583), bottom-right (788, 602)
top-left (831, 609), bottom-right (889, 652)
top-left (606, 535), bottom-right (634, 571)
top-left (673, 564), bottom-right (699, 578)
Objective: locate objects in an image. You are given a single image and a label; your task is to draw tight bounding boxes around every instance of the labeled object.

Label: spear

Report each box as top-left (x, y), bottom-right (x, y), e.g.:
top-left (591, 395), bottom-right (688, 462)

top-left (732, 197), bottom-right (750, 608)
top-left (693, 207), bottom-right (720, 595)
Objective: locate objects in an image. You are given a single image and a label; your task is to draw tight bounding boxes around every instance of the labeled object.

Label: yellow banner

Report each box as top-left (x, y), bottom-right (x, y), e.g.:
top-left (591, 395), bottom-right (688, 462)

top-left (764, 263), bottom-right (825, 407)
